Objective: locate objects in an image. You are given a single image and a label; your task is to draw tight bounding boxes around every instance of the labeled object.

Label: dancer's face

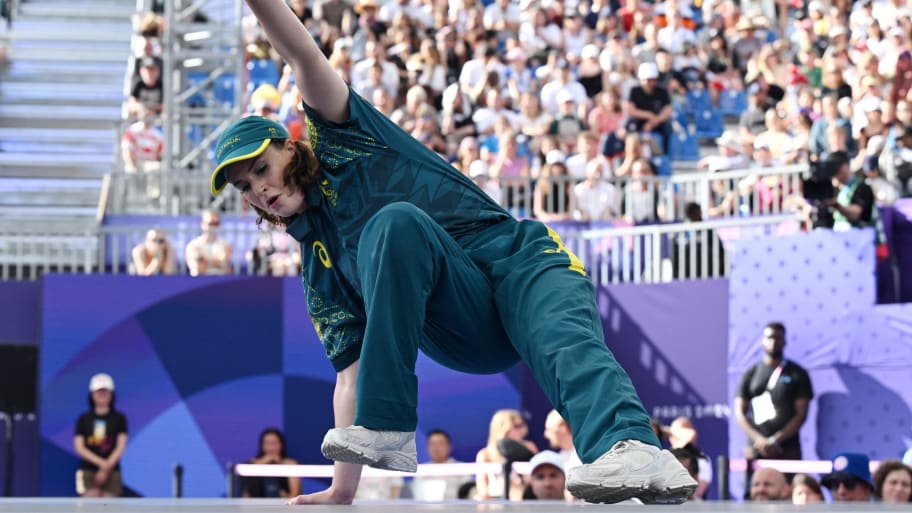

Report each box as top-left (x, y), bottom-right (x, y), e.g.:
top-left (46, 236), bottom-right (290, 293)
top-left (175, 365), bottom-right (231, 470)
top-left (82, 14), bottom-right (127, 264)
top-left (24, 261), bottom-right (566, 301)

top-left (225, 141), bottom-right (306, 218)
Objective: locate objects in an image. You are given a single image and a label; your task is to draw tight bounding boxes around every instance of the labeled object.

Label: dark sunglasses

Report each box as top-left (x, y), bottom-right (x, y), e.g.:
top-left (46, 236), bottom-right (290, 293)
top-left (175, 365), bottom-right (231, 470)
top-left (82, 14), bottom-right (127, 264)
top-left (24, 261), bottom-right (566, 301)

top-left (833, 477), bottom-right (859, 490)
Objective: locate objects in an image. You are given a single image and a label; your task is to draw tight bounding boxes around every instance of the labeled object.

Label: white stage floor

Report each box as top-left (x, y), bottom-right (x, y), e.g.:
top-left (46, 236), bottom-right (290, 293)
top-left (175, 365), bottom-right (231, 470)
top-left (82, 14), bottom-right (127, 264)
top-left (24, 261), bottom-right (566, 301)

top-left (0, 499), bottom-right (910, 513)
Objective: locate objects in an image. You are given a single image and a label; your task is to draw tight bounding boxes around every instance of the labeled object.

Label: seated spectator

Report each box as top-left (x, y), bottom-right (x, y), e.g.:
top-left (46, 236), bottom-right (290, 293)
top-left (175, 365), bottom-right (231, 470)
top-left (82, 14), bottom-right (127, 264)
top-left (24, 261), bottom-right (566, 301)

top-left (411, 429), bottom-right (464, 501)
top-left (664, 416), bottom-right (712, 498)
top-left (523, 450), bottom-right (567, 501)
top-left (469, 160), bottom-right (503, 205)
top-left (699, 130), bottom-right (750, 173)
top-left (355, 473), bottom-right (404, 500)
top-left (566, 131), bottom-right (610, 180)
top-left (791, 474), bottom-right (824, 504)
top-left (131, 229), bottom-right (177, 276)
top-left (872, 460), bottom-right (912, 503)
top-left (128, 57), bottom-right (163, 117)
top-left (614, 132), bottom-right (656, 178)
top-left (474, 409), bottom-right (537, 500)
top-left (821, 452), bottom-right (875, 502)
top-left (542, 410), bottom-right (581, 473)
top-left (241, 428), bottom-right (300, 498)
top-left (749, 468), bottom-right (790, 501)
top-left (573, 160), bottom-right (617, 221)
top-left (548, 90), bottom-right (587, 154)
top-left (621, 158), bottom-right (665, 223)
top-left (121, 105), bottom-right (163, 174)
top-left (248, 84), bottom-right (282, 121)
top-left (669, 446), bottom-right (701, 501)
top-left (625, 62), bottom-right (673, 155)
top-left (533, 160), bottom-right (575, 222)
top-left (185, 210), bottom-right (233, 276)
top-left (247, 231), bottom-right (299, 276)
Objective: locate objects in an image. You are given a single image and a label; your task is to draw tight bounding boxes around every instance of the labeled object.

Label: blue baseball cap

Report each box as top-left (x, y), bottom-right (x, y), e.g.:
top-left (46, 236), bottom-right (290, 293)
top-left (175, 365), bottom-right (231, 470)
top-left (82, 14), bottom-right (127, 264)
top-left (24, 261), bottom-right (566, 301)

top-left (821, 453), bottom-right (873, 489)
top-left (210, 116), bottom-right (289, 196)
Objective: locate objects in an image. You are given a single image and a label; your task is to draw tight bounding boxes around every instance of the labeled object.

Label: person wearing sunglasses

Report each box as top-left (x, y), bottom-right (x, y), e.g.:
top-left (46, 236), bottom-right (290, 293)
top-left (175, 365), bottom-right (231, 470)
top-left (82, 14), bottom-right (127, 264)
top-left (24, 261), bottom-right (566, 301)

top-left (821, 452), bottom-right (875, 502)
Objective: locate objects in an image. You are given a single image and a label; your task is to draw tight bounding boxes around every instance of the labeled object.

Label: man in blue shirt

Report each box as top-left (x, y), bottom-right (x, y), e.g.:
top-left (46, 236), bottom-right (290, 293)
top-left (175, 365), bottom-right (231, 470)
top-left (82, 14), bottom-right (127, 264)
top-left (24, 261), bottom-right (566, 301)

top-left (209, 0), bottom-right (696, 505)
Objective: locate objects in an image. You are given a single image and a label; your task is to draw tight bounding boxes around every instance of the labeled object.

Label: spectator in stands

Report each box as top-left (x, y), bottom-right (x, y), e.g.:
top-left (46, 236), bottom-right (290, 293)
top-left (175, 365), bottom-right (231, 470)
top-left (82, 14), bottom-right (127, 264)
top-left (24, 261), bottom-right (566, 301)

top-left (827, 150), bottom-right (878, 232)
top-left (73, 373), bottom-right (128, 498)
top-left (614, 132), bottom-right (655, 178)
top-left (534, 159), bottom-right (575, 222)
top-left (663, 417), bottom-right (712, 498)
top-left (791, 474), bottom-right (824, 504)
top-left (567, 132), bottom-right (610, 180)
top-left (131, 229), bottom-right (177, 276)
top-left (247, 231), bottom-right (298, 276)
top-left (185, 210), bottom-right (233, 276)
top-left (625, 62), bottom-right (673, 155)
top-left (121, 105), bottom-right (164, 174)
top-left (749, 468), bottom-right (791, 501)
top-left (411, 429), bottom-right (464, 501)
top-left (735, 322), bottom-right (813, 466)
top-left (241, 428), bottom-right (301, 498)
top-left (540, 59), bottom-right (588, 117)
top-left (574, 160), bottom-right (617, 221)
top-left (475, 409), bottom-right (537, 500)
top-left (699, 130), bottom-right (750, 173)
top-left (740, 83), bottom-right (771, 146)
top-left (621, 158), bottom-right (665, 223)
top-left (523, 450), bottom-right (568, 501)
top-left (542, 410), bottom-right (581, 472)
top-left (469, 160), bottom-right (503, 205)
top-left (128, 57), bottom-right (163, 118)
top-left (873, 460), bottom-right (912, 503)
top-left (669, 446), bottom-right (701, 501)
top-left (821, 453), bottom-right (875, 502)
top-left (810, 94), bottom-right (851, 158)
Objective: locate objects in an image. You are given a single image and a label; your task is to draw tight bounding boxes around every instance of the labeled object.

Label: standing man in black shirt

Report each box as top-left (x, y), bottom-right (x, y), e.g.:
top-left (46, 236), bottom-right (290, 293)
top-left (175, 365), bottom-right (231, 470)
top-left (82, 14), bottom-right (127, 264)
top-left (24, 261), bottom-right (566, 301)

top-left (735, 322), bottom-right (813, 491)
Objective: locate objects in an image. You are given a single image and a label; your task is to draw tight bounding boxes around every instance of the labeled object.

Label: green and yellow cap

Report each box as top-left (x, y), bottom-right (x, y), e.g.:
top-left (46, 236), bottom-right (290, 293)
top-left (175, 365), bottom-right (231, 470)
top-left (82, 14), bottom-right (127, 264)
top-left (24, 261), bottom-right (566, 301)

top-left (210, 116), bottom-right (289, 196)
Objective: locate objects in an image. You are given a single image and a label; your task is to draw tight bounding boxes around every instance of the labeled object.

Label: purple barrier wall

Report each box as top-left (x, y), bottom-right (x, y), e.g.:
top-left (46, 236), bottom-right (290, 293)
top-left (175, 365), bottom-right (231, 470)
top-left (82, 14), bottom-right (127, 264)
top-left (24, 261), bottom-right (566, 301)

top-left (728, 228), bottom-right (912, 499)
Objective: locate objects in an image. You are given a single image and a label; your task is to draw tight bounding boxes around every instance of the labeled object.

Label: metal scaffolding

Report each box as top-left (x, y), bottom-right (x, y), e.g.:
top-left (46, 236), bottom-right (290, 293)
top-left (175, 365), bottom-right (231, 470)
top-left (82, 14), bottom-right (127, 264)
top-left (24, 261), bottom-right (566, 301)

top-left (160, 0), bottom-right (244, 214)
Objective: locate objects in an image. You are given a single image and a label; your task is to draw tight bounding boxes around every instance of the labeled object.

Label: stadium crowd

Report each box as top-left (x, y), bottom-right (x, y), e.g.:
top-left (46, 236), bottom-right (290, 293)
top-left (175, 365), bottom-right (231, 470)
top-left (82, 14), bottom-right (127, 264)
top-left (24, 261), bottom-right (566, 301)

top-left (123, 0), bottom-right (912, 231)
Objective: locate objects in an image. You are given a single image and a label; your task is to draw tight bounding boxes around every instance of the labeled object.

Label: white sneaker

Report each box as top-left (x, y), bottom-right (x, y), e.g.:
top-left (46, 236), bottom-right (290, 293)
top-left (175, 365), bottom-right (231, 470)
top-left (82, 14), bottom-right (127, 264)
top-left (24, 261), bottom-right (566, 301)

top-left (321, 426), bottom-right (417, 472)
top-left (566, 440), bottom-right (697, 504)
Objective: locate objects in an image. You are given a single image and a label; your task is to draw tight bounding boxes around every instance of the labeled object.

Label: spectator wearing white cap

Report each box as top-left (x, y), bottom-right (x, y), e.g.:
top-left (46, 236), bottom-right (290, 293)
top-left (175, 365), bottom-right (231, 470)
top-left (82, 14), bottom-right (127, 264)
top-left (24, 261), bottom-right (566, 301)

top-left (73, 373), bottom-right (128, 498)
top-left (523, 450), bottom-right (569, 501)
top-left (577, 44), bottom-right (604, 98)
top-left (469, 160), bottom-right (503, 204)
top-left (548, 89), bottom-right (587, 154)
top-left (699, 130), bottom-right (750, 173)
top-left (625, 62), bottom-right (673, 154)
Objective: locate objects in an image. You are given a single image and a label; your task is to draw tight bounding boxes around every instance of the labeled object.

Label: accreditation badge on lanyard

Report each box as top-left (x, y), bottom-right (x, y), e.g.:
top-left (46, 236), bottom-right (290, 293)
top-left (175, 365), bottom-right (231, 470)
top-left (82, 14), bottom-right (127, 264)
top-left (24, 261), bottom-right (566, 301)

top-left (751, 362), bottom-right (786, 425)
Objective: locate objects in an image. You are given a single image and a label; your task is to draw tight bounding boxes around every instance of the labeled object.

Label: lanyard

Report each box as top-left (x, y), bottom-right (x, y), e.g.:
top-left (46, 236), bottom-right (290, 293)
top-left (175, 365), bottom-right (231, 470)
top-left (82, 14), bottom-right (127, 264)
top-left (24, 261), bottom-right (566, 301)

top-left (766, 361), bottom-right (787, 391)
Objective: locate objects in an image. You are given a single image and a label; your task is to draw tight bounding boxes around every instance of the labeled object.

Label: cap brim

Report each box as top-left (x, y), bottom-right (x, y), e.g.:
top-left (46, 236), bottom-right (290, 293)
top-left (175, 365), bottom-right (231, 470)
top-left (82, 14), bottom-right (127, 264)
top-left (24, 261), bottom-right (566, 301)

top-left (821, 472), bottom-right (872, 489)
top-left (210, 138), bottom-right (272, 196)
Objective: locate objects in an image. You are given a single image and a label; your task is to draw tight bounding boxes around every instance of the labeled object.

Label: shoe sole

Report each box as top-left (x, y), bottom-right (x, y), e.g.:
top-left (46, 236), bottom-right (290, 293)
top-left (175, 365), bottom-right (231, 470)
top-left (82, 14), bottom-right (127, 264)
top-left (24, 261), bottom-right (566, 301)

top-left (567, 481), bottom-right (696, 504)
top-left (322, 441), bottom-right (417, 472)
top-left (321, 440), bottom-right (381, 467)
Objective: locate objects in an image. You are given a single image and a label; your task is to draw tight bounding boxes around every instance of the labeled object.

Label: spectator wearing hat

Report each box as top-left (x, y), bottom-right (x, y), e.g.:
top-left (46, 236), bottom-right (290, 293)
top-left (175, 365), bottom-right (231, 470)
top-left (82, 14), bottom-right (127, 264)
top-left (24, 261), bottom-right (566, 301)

top-left (821, 453), bottom-right (875, 502)
top-left (562, 7), bottom-right (591, 61)
top-left (73, 373), bottom-right (128, 497)
top-left (701, 130), bottom-right (750, 173)
top-left (549, 90), bottom-right (587, 153)
top-left (523, 450), bottom-right (568, 501)
top-left (625, 62), bottom-right (673, 154)
top-left (128, 57), bottom-right (163, 118)
top-left (577, 44), bottom-right (604, 98)
top-left (732, 18), bottom-right (763, 77)
top-left (873, 460), bottom-right (912, 503)
top-left (469, 160), bottom-right (504, 205)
